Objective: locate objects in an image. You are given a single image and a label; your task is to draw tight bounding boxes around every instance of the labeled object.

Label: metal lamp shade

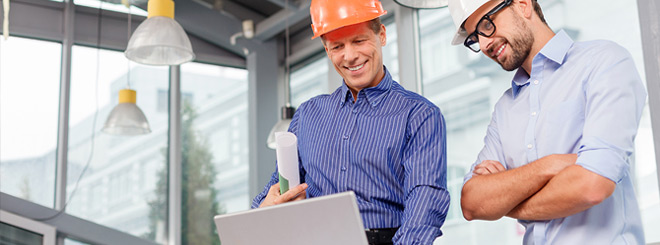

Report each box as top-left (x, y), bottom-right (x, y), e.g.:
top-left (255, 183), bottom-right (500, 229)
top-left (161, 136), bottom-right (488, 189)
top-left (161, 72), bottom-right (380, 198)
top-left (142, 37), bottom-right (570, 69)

top-left (102, 89), bottom-right (152, 135)
top-left (267, 119), bottom-right (292, 149)
top-left (124, 16), bottom-right (195, 65)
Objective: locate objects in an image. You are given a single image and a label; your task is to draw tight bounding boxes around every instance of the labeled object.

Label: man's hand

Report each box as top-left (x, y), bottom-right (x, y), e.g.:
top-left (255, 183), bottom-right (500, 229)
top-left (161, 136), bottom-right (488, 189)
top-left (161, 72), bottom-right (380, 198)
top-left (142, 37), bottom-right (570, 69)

top-left (473, 160), bottom-right (506, 176)
top-left (259, 183), bottom-right (308, 208)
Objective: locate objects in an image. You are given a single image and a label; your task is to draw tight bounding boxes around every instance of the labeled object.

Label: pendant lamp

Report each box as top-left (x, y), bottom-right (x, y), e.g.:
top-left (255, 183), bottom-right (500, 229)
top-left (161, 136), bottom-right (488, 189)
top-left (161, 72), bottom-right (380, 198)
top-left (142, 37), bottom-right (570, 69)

top-left (102, 89), bottom-right (152, 135)
top-left (266, 0), bottom-right (296, 149)
top-left (267, 106), bottom-right (295, 149)
top-left (125, 0), bottom-right (194, 65)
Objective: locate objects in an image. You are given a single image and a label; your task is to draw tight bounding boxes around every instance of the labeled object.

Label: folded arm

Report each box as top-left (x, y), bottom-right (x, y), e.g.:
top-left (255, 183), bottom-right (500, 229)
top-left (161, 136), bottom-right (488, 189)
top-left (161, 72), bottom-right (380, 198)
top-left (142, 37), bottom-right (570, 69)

top-left (507, 165), bottom-right (614, 220)
top-left (461, 154), bottom-right (576, 221)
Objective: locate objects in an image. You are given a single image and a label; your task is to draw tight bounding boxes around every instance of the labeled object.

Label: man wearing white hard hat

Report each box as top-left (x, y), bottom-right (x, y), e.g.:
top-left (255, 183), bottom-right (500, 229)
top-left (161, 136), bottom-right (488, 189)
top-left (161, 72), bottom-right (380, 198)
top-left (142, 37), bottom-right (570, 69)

top-left (447, 0), bottom-right (646, 244)
top-left (252, 0), bottom-right (451, 244)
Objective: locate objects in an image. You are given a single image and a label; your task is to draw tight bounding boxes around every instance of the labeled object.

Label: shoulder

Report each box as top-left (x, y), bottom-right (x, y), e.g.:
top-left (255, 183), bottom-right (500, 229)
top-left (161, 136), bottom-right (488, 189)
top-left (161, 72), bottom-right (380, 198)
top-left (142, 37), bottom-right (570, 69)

top-left (297, 88), bottom-right (342, 112)
top-left (569, 40), bottom-right (632, 64)
top-left (389, 82), bottom-right (443, 118)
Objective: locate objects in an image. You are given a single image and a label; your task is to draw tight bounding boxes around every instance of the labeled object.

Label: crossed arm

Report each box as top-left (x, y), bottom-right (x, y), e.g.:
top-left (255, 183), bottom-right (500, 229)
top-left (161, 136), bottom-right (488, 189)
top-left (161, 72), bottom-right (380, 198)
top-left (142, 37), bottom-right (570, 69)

top-left (461, 154), bottom-right (615, 221)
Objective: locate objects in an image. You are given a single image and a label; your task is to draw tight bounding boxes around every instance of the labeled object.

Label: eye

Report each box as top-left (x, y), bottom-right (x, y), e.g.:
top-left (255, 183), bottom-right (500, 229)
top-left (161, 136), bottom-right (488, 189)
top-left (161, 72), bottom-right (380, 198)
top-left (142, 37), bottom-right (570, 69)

top-left (479, 19), bottom-right (494, 32)
top-left (331, 44), bottom-right (343, 50)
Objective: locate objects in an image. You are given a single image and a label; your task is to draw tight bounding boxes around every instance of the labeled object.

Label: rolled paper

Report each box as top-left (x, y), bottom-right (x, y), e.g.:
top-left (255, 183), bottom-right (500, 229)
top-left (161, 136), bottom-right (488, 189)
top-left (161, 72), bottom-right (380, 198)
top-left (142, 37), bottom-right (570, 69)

top-left (275, 132), bottom-right (300, 194)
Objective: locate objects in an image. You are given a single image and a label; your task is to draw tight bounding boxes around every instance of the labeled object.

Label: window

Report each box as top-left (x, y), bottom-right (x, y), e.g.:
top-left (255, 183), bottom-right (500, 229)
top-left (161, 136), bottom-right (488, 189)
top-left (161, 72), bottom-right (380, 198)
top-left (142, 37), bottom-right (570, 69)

top-left (290, 56), bottom-right (328, 108)
top-left (66, 46), bottom-right (169, 242)
top-left (74, 0), bottom-right (148, 16)
top-left (179, 62), bottom-right (249, 244)
top-left (419, 0), bottom-right (659, 243)
top-left (382, 19), bottom-right (400, 82)
top-left (0, 37), bottom-right (62, 208)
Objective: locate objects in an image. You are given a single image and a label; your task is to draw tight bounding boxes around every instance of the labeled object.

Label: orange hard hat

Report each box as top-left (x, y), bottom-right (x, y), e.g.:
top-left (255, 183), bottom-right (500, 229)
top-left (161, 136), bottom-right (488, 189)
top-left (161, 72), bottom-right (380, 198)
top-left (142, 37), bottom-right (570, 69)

top-left (310, 0), bottom-right (387, 40)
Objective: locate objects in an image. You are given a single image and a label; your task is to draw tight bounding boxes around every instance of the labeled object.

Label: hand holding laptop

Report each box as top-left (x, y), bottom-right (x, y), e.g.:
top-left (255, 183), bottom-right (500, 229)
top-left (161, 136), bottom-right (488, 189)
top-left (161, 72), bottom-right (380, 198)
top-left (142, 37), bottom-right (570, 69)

top-left (259, 182), bottom-right (308, 208)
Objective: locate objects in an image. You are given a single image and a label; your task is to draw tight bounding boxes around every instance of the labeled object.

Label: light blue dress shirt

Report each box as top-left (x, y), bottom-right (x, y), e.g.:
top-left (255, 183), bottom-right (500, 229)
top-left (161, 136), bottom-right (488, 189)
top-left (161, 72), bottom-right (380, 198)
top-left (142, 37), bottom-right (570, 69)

top-left (253, 67), bottom-right (451, 244)
top-left (464, 30), bottom-right (647, 244)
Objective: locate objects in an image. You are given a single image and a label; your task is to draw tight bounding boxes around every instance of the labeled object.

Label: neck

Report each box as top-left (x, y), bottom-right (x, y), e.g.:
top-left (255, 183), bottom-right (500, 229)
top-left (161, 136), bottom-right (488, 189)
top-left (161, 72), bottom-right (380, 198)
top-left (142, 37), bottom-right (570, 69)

top-left (521, 24), bottom-right (555, 75)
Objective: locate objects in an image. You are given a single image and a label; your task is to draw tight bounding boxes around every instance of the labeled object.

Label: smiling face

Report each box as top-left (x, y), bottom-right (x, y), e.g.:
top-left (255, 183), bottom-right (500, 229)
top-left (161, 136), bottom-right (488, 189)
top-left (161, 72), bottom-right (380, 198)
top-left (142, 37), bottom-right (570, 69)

top-left (464, 1), bottom-right (534, 71)
top-left (322, 21), bottom-right (386, 98)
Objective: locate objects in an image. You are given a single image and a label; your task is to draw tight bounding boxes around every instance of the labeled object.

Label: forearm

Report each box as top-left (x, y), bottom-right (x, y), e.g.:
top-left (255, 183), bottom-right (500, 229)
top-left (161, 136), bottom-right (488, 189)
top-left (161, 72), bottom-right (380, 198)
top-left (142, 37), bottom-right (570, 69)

top-left (461, 155), bottom-right (573, 220)
top-left (393, 186), bottom-right (450, 245)
top-left (506, 165), bottom-right (615, 220)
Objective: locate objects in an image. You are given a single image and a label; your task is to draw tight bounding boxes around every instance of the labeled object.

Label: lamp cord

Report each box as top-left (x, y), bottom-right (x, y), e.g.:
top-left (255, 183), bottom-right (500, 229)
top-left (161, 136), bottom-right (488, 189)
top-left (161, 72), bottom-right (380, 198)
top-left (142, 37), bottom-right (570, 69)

top-left (284, 0), bottom-right (291, 106)
top-left (127, 6), bottom-right (131, 88)
top-left (35, 1), bottom-right (102, 222)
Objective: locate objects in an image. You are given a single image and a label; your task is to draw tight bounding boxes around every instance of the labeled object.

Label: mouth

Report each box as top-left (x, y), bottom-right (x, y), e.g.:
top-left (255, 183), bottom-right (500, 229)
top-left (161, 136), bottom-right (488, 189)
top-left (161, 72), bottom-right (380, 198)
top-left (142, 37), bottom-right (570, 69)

top-left (494, 42), bottom-right (507, 61)
top-left (346, 62), bottom-right (366, 72)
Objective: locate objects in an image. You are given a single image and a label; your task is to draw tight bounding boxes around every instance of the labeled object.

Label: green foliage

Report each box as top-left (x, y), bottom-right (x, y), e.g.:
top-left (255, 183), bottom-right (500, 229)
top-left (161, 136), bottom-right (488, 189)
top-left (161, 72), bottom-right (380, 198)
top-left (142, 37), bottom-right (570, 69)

top-left (145, 100), bottom-right (225, 244)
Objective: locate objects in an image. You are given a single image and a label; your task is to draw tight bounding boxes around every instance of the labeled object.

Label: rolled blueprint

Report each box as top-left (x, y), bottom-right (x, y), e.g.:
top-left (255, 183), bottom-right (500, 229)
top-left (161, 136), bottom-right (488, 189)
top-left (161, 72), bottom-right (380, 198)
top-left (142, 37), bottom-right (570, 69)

top-left (275, 132), bottom-right (300, 194)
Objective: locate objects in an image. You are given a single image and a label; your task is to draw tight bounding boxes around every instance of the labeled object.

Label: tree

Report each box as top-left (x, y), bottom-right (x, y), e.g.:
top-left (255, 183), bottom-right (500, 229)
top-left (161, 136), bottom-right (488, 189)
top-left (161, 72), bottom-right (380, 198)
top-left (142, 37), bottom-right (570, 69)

top-left (146, 100), bottom-right (225, 244)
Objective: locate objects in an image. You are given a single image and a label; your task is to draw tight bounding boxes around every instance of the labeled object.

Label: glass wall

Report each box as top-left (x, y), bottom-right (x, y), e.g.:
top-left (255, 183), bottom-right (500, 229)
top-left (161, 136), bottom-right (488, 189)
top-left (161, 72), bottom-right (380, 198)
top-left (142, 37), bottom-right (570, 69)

top-left (66, 46), bottom-right (169, 242)
top-left (0, 37), bottom-right (62, 208)
top-left (179, 62), bottom-right (249, 244)
top-left (418, 0), bottom-right (659, 243)
top-left (290, 56), bottom-right (328, 108)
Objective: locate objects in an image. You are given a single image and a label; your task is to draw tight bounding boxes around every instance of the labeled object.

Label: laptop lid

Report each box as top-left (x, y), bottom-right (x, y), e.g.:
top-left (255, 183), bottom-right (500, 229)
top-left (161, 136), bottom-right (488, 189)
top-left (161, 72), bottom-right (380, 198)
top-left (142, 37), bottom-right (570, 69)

top-left (214, 191), bottom-right (368, 245)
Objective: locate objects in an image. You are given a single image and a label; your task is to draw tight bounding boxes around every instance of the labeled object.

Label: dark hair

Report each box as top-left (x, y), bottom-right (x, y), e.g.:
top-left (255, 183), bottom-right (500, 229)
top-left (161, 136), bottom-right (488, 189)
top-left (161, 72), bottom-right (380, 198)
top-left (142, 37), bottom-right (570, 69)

top-left (321, 17), bottom-right (382, 42)
top-left (368, 17), bottom-right (383, 34)
top-left (532, 0), bottom-right (547, 24)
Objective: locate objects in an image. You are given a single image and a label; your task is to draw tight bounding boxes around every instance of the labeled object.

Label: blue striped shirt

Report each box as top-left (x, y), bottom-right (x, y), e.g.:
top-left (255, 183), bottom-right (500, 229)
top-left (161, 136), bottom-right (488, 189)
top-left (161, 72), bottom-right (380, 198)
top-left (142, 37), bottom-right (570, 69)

top-left (252, 67), bottom-right (450, 244)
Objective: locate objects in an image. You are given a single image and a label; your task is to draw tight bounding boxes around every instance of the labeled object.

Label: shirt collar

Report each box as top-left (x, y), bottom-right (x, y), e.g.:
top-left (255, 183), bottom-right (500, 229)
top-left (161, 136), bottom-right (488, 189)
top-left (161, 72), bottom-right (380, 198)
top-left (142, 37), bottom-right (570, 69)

top-left (510, 30), bottom-right (574, 98)
top-left (339, 66), bottom-right (393, 107)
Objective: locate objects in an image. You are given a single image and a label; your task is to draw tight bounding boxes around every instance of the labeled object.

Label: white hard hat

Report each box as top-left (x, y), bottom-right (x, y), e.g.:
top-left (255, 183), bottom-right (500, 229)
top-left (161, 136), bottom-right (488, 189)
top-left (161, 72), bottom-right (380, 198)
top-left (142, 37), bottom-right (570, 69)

top-left (448, 0), bottom-right (491, 45)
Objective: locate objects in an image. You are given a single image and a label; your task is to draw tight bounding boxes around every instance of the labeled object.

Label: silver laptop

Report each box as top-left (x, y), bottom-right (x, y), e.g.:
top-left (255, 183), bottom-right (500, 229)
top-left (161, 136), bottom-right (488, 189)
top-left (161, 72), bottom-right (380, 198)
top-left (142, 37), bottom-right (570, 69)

top-left (214, 191), bottom-right (369, 245)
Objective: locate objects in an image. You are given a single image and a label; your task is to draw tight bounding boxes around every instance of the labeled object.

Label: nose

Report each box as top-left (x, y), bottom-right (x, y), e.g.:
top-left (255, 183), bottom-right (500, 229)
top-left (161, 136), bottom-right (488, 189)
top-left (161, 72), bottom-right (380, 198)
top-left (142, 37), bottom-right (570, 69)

top-left (343, 43), bottom-right (359, 63)
top-left (479, 35), bottom-right (495, 56)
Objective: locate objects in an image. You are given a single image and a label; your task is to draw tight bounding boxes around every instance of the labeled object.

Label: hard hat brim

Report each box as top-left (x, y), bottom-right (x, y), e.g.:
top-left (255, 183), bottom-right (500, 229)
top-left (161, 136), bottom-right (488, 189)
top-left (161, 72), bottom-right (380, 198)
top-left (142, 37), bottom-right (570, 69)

top-left (451, 28), bottom-right (467, 45)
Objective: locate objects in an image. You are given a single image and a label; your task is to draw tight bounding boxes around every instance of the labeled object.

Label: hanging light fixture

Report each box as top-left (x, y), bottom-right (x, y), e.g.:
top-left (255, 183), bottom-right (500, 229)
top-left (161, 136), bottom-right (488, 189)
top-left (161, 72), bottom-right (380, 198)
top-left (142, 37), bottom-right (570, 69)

top-left (266, 0), bottom-right (295, 149)
top-left (103, 4), bottom-right (151, 135)
top-left (102, 89), bottom-right (152, 135)
top-left (125, 0), bottom-right (194, 65)
top-left (267, 106), bottom-right (295, 149)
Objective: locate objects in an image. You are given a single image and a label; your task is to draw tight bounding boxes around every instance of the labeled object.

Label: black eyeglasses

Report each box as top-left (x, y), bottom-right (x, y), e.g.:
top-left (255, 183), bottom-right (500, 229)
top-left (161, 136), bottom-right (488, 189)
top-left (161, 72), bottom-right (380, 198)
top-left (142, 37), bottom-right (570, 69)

top-left (464, 0), bottom-right (513, 53)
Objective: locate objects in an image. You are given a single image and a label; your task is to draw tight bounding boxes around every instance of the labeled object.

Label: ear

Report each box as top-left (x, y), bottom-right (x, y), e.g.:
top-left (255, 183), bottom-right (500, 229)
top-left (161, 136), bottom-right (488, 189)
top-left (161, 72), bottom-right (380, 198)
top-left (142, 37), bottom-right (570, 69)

top-left (379, 24), bottom-right (387, 46)
top-left (514, 0), bottom-right (534, 20)
top-left (321, 38), bottom-right (329, 53)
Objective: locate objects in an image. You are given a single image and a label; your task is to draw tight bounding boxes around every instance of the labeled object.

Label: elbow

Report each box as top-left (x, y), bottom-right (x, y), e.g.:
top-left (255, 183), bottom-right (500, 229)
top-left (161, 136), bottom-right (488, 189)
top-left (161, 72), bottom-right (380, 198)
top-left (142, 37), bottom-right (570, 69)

top-left (461, 198), bottom-right (502, 221)
top-left (582, 185), bottom-right (614, 207)
top-left (579, 173), bottom-right (616, 208)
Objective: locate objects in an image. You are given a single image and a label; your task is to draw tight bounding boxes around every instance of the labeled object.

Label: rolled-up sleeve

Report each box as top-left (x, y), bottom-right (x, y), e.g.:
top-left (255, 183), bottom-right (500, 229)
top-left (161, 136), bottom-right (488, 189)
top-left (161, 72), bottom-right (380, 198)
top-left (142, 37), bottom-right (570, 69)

top-left (576, 46), bottom-right (647, 183)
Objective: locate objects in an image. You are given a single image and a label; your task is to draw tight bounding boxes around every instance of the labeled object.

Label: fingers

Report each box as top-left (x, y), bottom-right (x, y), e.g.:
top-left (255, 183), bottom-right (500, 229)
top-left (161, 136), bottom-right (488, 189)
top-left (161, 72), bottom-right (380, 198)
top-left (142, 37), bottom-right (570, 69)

top-left (292, 190), bottom-right (307, 201)
top-left (473, 160), bottom-right (506, 175)
top-left (274, 183), bottom-right (308, 205)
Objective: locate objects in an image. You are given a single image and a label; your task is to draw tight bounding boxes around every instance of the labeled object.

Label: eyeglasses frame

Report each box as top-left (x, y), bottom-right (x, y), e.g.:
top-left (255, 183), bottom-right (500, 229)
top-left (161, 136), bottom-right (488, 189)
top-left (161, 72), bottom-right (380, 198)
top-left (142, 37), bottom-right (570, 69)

top-left (463, 0), bottom-right (514, 53)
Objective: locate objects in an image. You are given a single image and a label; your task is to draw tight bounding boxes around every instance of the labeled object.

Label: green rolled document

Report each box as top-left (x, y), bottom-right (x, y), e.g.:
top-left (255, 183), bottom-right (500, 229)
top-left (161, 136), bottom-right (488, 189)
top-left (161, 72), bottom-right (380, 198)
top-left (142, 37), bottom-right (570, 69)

top-left (275, 132), bottom-right (300, 194)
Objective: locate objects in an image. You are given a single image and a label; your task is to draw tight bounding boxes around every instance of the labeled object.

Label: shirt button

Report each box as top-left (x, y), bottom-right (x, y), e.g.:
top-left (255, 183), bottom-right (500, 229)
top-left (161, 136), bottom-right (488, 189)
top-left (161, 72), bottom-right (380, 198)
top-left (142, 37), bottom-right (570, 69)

top-left (527, 144), bottom-right (533, 149)
top-left (531, 111), bottom-right (537, 116)
top-left (341, 166), bottom-right (347, 171)
top-left (352, 108), bottom-right (358, 113)
top-left (343, 134), bottom-right (349, 140)
top-left (533, 80), bottom-right (539, 85)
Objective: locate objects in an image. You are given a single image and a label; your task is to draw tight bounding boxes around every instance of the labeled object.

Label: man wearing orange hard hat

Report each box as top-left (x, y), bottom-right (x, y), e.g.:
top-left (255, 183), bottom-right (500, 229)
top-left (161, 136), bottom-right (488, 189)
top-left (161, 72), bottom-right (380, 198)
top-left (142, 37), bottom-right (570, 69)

top-left (252, 0), bottom-right (450, 244)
